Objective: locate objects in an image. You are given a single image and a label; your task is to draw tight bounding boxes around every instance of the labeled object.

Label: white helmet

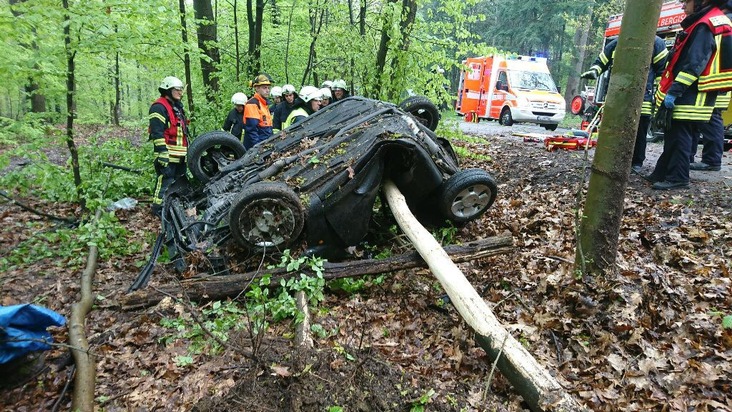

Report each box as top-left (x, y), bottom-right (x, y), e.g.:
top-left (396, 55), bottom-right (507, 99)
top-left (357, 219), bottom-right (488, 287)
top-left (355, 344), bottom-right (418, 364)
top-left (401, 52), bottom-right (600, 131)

top-left (231, 92), bottom-right (248, 105)
top-left (321, 80), bottom-right (333, 88)
top-left (299, 85), bottom-right (323, 103)
top-left (159, 76), bottom-right (184, 90)
top-left (319, 88), bottom-right (332, 99)
top-left (281, 84), bottom-right (296, 95)
top-left (271, 86), bottom-right (283, 97)
top-left (332, 79), bottom-right (346, 90)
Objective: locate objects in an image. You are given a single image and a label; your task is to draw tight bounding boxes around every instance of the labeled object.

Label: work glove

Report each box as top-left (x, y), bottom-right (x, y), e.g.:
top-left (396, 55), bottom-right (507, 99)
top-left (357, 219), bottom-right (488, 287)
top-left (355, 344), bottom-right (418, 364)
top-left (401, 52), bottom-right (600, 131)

top-left (663, 94), bottom-right (676, 109)
top-left (581, 70), bottom-right (598, 80)
top-left (653, 104), bottom-right (674, 131)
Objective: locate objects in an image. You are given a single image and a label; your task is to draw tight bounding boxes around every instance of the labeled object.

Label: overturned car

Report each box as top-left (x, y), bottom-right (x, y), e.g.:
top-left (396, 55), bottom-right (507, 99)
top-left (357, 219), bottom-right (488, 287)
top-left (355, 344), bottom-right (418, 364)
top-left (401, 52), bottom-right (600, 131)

top-left (162, 96), bottom-right (498, 264)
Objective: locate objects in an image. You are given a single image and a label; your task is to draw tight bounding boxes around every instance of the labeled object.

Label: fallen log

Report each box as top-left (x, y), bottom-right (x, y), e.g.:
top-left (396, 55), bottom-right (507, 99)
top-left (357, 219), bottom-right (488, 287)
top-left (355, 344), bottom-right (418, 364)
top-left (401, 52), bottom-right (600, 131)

top-left (382, 181), bottom-right (587, 412)
top-left (119, 233), bottom-right (512, 310)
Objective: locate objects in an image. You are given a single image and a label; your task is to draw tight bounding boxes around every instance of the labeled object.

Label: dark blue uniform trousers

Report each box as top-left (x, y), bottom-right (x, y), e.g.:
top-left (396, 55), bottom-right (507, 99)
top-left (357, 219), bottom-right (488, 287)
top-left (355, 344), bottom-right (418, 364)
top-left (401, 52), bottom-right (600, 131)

top-left (692, 109), bottom-right (724, 167)
top-left (650, 120), bottom-right (696, 184)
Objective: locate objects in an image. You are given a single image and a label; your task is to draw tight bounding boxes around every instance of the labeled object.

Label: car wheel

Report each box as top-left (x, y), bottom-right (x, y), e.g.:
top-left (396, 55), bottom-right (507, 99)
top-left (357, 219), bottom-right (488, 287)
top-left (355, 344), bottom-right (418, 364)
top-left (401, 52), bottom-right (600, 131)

top-left (543, 124), bottom-right (558, 131)
top-left (499, 108), bottom-right (513, 126)
top-left (228, 182), bottom-right (304, 252)
top-left (187, 131), bottom-right (246, 183)
top-left (398, 95), bottom-right (440, 131)
top-left (437, 169), bottom-right (497, 224)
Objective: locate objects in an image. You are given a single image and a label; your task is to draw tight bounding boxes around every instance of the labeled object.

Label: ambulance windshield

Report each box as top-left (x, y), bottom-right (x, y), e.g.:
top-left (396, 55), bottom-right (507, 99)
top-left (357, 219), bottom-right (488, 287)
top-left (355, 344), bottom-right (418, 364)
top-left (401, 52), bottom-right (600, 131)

top-left (508, 71), bottom-right (558, 92)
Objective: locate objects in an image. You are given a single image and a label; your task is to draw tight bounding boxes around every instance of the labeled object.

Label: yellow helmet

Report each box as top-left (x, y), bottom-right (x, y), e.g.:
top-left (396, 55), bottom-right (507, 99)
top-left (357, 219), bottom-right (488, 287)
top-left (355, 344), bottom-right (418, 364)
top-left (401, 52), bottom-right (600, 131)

top-left (251, 73), bottom-right (272, 87)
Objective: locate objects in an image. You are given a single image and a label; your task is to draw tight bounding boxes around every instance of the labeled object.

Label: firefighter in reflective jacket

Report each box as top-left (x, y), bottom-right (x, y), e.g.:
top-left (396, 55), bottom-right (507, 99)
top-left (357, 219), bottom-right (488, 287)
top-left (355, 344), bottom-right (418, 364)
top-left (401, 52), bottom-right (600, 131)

top-left (149, 76), bottom-right (189, 216)
top-left (243, 73), bottom-right (274, 150)
top-left (582, 36), bottom-right (669, 173)
top-left (648, 0), bottom-right (732, 189)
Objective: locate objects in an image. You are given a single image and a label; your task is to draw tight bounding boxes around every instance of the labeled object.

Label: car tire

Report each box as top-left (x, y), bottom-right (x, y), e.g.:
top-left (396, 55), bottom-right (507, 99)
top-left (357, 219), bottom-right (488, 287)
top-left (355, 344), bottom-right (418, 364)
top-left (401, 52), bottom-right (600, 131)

top-left (499, 107), bottom-right (513, 126)
top-left (187, 131), bottom-right (246, 183)
top-left (228, 182), bottom-right (305, 252)
top-left (398, 95), bottom-right (440, 131)
top-left (543, 124), bottom-right (558, 131)
top-left (436, 169), bottom-right (497, 224)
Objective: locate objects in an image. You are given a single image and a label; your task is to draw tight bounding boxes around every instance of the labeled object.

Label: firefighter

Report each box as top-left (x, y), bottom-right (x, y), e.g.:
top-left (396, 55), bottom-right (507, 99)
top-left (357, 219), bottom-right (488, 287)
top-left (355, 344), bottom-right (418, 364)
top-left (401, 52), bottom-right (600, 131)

top-left (282, 85), bottom-right (322, 129)
top-left (647, 0), bottom-right (732, 189)
top-left (321, 80), bottom-right (333, 95)
top-left (691, 0), bottom-right (732, 171)
top-left (331, 79), bottom-right (350, 102)
top-left (319, 87), bottom-right (332, 107)
top-left (692, 92), bottom-right (727, 171)
top-left (149, 76), bottom-right (189, 217)
top-left (272, 84), bottom-right (297, 132)
top-left (243, 73), bottom-right (274, 150)
top-left (271, 86), bottom-right (283, 106)
top-left (222, 92), bottom-right (247, 142)
top-left (581, 35), bottom-right (669, 174)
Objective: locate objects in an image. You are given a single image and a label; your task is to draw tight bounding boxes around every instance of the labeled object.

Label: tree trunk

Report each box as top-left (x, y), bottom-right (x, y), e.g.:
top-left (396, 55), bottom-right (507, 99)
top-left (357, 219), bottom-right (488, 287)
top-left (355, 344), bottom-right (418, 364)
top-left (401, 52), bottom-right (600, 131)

top-left (179, 0), bottom-right (196, 118)
top-left (120, 234), bottom-right (512, 310)
top-left (374, 0), bottom-right (398, 98)
top-left (62, 0), bottom-right (83, 209)
top-left (565, 13), bottom-right (593, 109)
top-left (301, 1), bottom-right (325, 86)
top-left (9, 0), bottom-right (47, 115)
top-left (575, 0), bottom-right (664, 277)
top-left (193, 0), bottom-right (221, 101)
top-left (113, 49), bottom-right (121, 126)
top-left (233, 0), bottom-right (241, 82)
top-left (383, 181), bottom-right (587, 412)
top-left (247, 0), bottom-right (264, 75)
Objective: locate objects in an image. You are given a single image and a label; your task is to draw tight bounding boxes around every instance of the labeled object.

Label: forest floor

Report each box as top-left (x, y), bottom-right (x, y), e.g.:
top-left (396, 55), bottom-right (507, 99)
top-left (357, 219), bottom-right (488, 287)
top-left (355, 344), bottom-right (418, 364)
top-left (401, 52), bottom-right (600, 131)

top-left (1, 122), bottom-right (731, 411)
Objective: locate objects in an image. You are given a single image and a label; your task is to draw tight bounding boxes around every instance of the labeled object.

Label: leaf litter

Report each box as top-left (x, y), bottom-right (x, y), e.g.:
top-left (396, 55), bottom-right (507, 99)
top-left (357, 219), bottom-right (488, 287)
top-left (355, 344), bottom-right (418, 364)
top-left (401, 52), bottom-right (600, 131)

top-left (0, 129), bottom-right (730, 411)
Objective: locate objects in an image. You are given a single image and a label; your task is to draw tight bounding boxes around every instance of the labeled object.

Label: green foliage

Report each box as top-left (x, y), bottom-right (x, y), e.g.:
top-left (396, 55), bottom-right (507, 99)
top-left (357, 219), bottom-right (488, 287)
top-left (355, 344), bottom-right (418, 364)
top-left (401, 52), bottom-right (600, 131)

top-left (410, 388), bottom-right (436, 412)
top-left (723, 315), bottom-right (732, 329)
top-left (0, 211), bottom-right (140, 271)
top-left (160, 300), bottom-right (247, 356)
top-left (0, 128), bottom-right (152, 207)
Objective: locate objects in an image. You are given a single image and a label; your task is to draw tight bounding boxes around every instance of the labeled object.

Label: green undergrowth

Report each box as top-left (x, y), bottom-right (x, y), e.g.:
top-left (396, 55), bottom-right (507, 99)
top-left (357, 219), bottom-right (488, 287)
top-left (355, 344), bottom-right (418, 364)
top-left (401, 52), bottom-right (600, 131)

top-left (0, 119), bottom-right (151, 270)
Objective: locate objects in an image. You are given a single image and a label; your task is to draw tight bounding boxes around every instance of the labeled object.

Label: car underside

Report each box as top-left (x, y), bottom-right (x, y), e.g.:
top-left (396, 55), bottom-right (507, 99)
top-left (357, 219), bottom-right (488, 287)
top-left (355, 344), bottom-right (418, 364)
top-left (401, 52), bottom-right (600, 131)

top-left (160, 96), bottom-right (498, 267)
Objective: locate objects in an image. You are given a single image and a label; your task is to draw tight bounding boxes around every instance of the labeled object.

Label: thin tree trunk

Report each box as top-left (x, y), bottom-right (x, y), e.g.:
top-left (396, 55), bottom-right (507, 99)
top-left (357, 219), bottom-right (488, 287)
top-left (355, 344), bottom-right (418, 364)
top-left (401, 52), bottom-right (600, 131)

top-left (383, 181), bottom-right (588, 412)
top-left (234, 0), bottom-right (240, 82)
top-left (576, 0), bottom-right (664, 277)
top-left (283, 0), bottom-right (296, 83)
top-left (9, 0), bottom-right (47, 115)
top-left (113, 49), bottom-right (121, 126)
top-left (179, 0), bottom-right (195, 117)
top-left (193, 0), bottom-right (221, 101)
top-left (62, 0), bottom-right (83, 209)
top-left (374, 0), bottom-right (398, 98)
top-left (565, 13), bottom-right (593, 109)
top-left (246, 0), bottom-right (264, 75)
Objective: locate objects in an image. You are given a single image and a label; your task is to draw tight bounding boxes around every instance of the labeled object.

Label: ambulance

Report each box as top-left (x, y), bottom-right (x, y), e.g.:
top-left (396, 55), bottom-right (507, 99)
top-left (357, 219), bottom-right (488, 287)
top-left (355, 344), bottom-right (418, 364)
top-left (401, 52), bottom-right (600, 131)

top-left (455, 55), bottom-right (566, 130)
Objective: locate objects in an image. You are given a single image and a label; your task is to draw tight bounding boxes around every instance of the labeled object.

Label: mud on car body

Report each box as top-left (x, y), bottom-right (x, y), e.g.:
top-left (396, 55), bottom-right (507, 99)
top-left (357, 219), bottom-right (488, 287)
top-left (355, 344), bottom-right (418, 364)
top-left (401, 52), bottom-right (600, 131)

top-left (162, 96), bottom-right (498, 264)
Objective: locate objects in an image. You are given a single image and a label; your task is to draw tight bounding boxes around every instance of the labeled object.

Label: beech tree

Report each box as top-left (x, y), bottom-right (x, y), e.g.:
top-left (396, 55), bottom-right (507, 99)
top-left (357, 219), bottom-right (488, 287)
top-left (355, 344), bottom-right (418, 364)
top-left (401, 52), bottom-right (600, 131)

top-left (575, 0), bottom-right (664, 276)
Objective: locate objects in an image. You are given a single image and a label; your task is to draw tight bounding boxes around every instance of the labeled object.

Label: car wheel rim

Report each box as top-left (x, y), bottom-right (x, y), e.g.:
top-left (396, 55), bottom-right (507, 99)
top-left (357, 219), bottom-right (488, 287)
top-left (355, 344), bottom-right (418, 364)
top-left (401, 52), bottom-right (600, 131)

top-left (237, 198), bottom-right (297, 247)
top-left (450, 184), bottom-right (492, 218)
